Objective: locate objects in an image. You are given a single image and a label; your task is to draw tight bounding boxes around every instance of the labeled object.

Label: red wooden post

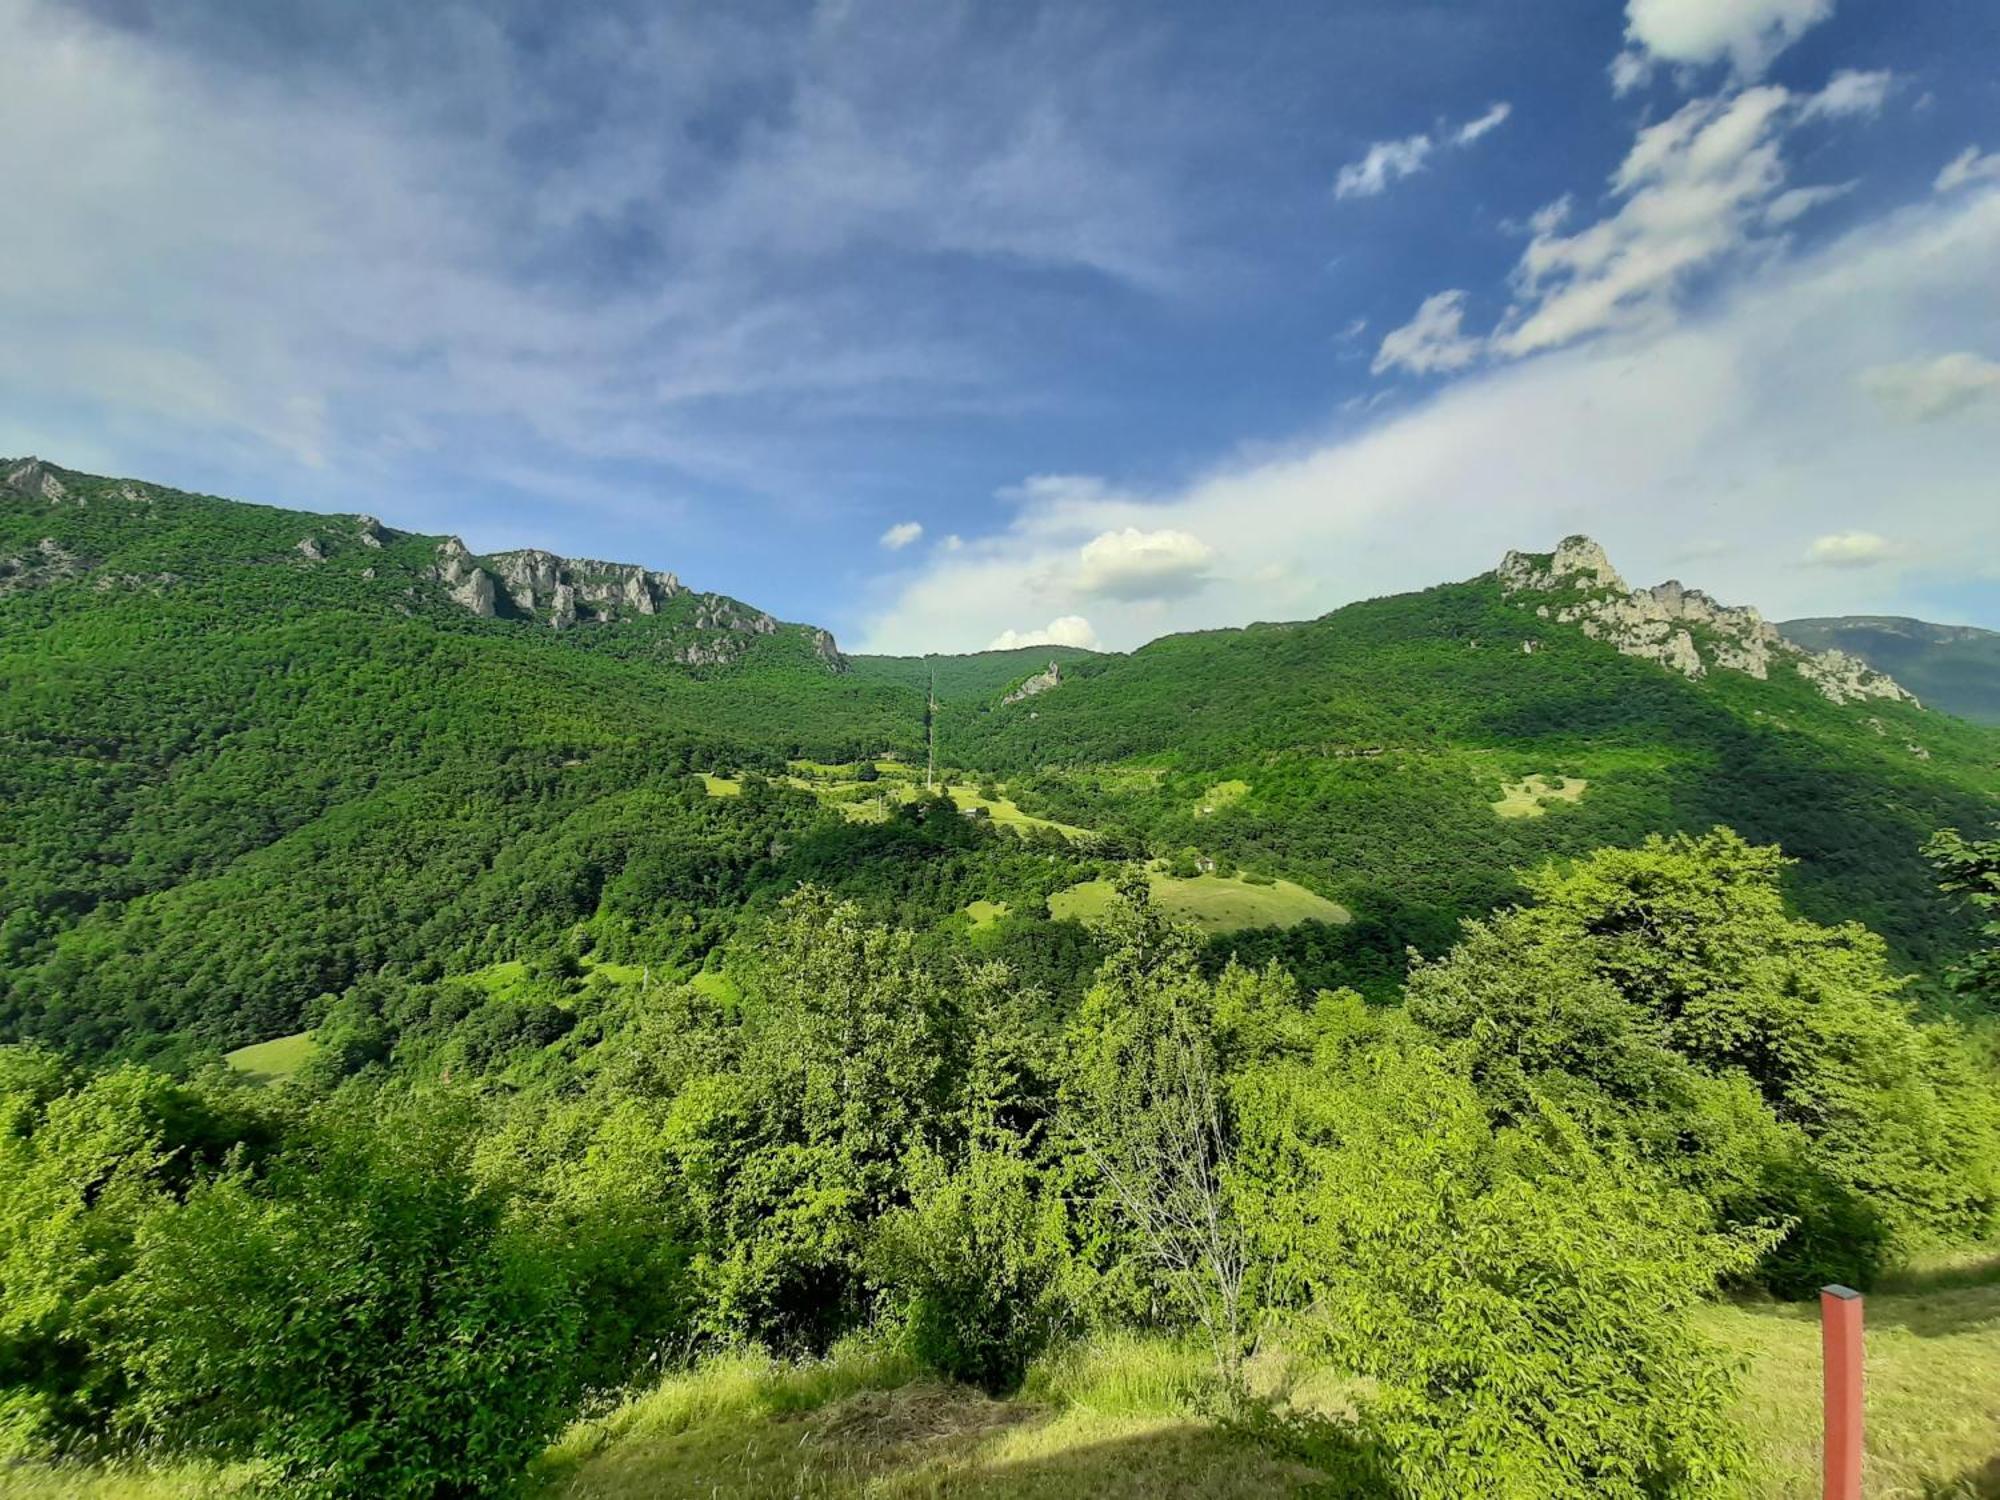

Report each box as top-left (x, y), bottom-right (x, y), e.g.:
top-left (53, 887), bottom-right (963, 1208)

top-left (1821, 1284), bottom-right (1863, 1500)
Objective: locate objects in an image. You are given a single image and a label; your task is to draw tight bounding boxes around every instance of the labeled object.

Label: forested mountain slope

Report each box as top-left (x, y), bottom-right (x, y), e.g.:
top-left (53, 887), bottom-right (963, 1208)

top-left (3, 460), bottom-right (1995, 1061)
top-left (1782, 615), bottom-right (2000, 724)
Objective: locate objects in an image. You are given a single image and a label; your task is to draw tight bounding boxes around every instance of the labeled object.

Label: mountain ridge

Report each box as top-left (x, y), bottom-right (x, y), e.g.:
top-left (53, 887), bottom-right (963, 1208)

top-left (4, 457), bottom-right (1994, 1059)
top-left (1781, 615), bottom-right (2000, 725)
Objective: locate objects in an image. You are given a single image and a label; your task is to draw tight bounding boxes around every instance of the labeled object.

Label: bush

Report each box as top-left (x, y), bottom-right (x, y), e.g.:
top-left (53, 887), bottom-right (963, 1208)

top-left (872, 1143), bottom-right (1071, 1392)
top-left (116, 1098), bottom-right (582, 1499)
top-left (1236, 1009), bottom-right (1767, 1498)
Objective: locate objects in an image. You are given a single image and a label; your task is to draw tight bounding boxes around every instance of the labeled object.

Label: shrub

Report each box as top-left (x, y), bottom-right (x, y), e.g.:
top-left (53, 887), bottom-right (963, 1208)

top-left (871, 1143), bottom-right (1071, 1392)
top-left (116, 1098), bottom-right (582, 1499)
top-left (1236, 1009), bottom-right (1768, 1498)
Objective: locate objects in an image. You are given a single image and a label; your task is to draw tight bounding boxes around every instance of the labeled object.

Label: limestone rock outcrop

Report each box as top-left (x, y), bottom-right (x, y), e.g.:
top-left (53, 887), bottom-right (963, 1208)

top-left (433, 538), bottom-right (497, 618)
top-left (1002, 661), bottom-right (1062, 705)
top-left (2, 457), bottom-right (71, 503)
top-left (1496, 535), bottom-right (1916, 707)
top-left (424, 536), bottom-right (842, 671)
top-left (482, 547), bottom-right (682, 627)
top-left (0, 537), bottom-right (87, 594)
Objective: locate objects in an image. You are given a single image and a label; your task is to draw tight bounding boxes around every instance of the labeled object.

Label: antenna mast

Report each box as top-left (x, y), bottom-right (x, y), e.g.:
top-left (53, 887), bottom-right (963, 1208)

top-left (926, 662), bottom-right (937, 790)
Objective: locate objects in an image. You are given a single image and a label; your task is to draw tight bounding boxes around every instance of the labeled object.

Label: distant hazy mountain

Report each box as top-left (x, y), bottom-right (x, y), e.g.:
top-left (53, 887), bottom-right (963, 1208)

top-left (1781, 616), bottom-right (2000, 724)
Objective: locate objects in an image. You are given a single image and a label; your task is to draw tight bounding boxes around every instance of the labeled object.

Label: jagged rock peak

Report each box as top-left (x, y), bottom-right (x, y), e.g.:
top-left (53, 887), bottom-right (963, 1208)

top-left (1495, 536), bottom-right (1916, 708)
top-left (1002, 660), bottom-right (1062, 705)
top-left (2, 457), bottom-right (71, 503)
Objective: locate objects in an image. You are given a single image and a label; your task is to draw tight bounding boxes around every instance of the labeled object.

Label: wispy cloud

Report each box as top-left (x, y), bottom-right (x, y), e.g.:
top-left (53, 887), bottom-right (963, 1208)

top-left (1860, 353), bottom-right (2000, 421)
top-left (1805, 530), bottom-right (1899, 567)
top-left (1376, 74), bottom-right (1889, 374)
top-left (1334, 102), bottom-right (1514, 200)
top-left (1453, 102), bottom-right (1513, 145)
top-left (863, 189), bottom-right (2000, 652)
top-left (879, 521), bottom-right (925, 551)
top-left (0, 0), bottom-right (1196, 519)
top-left (1936, 146), bottom-right (2000, 193)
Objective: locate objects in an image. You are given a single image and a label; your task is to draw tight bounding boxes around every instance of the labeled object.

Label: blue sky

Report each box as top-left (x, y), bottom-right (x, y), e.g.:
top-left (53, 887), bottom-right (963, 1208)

top-left (3, 0), bottom-right (1996, 652)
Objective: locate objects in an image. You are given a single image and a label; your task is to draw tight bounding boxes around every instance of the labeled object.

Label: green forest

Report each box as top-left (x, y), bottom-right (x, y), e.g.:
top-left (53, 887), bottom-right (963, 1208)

top-left (5, 462), bottom-right (2000, 1497)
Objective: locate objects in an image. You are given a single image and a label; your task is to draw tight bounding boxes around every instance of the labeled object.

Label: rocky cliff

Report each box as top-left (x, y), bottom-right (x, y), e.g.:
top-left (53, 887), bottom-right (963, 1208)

top-left (1001, 660), bottom-right (1062, 705)
top-left (426, 536), bottom-right (844, 671)
top-left (1496, 536), bottom-right (1915, 707)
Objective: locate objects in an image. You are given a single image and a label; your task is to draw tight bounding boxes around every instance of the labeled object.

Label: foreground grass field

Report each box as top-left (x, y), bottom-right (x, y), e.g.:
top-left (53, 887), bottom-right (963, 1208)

top-left (17, 1253), bottom-right (1997, 1498)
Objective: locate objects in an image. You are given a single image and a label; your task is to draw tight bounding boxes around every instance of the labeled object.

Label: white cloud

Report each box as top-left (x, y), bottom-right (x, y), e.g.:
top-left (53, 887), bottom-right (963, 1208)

top-left (1799, 69), bottom-right (1893, 122)
top-left (1860, 353), bottom-right (2000, 421)
top-left (1453, 102), bottom-right (1513, 146)
top-left (1497, 87), bottom-right (1795, 356)
top-left (1805, 530), bottom-right (1898, 567)
top-left (1388, 78), bottom-right (1873, 370)
top-left (1609, 51), bottom-right (1654, 98)
top-left (1373, 290), bottom-right (1482, 376)
top-left (860, 188), bottom-right (2000, 653)
top-left (1764, 182), bottom-right (1855, 227)
top-left (1334, 135), bottom-right (1433, 199)
top-left (1621, 0), bottom-right (1835, 80)
top-left (1936, 146), bottom-right (2000, 193)
top-left (0, 0), bottom-right (1197, 521)
top-left (1525, 195), bottom-right (1574, 237)
top-left (879, 520), bottom-right (924, 550)
top-left (1074, 527), bottom-right (1216, 600)
top-left (987, 615), bottom-right (1100, 651)
top-left (1334, 102), bottom-right (1512, 200)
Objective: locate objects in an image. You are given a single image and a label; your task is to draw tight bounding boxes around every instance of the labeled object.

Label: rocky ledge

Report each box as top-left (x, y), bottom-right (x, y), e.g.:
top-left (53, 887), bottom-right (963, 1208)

top-left (1002, 660), bottom-right (1062, 705)
top-left (429, 536), bottom-right (845, 670)
top-left (1496, 536), bottom-right (1916, 708)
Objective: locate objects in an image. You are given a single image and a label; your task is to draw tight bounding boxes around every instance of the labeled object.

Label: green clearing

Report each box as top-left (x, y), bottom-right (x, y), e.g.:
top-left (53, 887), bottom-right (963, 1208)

top-left (698, 773), bottom-right (741, 797)
top-left (1049, 870), bottom-right (1350, 934)
top-left (1192, 779), bottom-right (1250, 817)
top-left (1492, 772), bottom-right (1588, 818)
top-left (964, 899), bottom-right (1010, 928)
top-left (943, 785), bottom-right (1096, 841)
top-left (220, 1031), bottom-right (315, 1086)
top-left (688, 968), bottom-right (743, 1006)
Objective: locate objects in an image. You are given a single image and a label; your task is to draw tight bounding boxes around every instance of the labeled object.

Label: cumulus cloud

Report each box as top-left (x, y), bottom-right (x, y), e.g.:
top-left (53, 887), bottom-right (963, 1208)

top-left (1805, 531), bottom-right (1898, 567)
top-left (1860, 353), bottom-right (2000, 421)
top-left (1618, 0), bottom-right (1835, 82)
top-left (879, 521), bottom-right (924, 550)
top-left (1936, 146), bottom-right (2000, 193)
top-left (1373, 291), bottom-right (1483, 376)
top-left (1074, 527), bottom-right (1216, 601)
top-left (860, 188), bottom-right (2000, 654)
top-left (987, 615), bottom-right (1101, 651)
top-left (1334, 103), bottom-right (1513, 200)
